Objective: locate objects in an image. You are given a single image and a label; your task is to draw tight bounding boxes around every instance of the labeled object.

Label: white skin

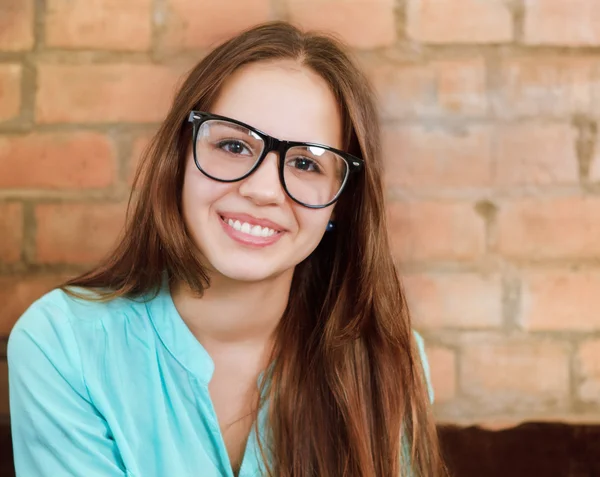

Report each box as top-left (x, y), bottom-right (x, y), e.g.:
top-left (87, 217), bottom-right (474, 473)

top-left (171, 59), bottom-right (343, 472)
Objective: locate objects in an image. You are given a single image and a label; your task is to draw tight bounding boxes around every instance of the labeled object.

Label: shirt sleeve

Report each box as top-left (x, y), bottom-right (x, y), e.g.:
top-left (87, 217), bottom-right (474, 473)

top-left (413, 330), bottom-right (434, 404)
top-left (8, 299), bottom-right (128, 477)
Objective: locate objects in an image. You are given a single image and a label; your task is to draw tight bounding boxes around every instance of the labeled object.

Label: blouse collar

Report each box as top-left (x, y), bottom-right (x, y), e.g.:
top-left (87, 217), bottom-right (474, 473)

top-left (145, 278), bottom-right (215, 384)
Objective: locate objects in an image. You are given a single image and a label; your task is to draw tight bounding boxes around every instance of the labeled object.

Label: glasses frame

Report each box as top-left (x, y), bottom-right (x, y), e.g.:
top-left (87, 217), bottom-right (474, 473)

top-left (188, 111), bottom-right (364, 209)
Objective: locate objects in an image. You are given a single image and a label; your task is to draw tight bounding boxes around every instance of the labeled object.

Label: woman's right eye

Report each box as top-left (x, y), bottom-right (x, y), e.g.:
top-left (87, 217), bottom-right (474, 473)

top-left (217, 140), bottom-right (252, 156)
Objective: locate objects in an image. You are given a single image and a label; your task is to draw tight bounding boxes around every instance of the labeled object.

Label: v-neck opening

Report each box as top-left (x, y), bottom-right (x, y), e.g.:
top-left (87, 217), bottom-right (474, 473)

top-left (145, 278), bottom-right (268, 476)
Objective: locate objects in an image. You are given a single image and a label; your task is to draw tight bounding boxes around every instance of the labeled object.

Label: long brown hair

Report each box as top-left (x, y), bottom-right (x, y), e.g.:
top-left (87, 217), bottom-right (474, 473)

top-left (63, 21), bottom-right (448, 477)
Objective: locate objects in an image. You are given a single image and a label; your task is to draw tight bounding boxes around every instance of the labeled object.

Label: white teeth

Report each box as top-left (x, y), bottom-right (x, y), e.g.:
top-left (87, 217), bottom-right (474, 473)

top-left (223, 217), bottom-right (277, 238)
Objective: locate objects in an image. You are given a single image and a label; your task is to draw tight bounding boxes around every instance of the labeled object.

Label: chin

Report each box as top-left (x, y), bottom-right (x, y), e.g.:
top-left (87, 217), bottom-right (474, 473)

top-left (215, 265), bottom-right (283, 283)
top-left (203, 252), bottom-right (283, 282)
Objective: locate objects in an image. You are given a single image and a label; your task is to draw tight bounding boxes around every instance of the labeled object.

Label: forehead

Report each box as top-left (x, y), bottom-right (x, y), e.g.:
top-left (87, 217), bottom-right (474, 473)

top-left (209, 60), bottom-right (343, 148)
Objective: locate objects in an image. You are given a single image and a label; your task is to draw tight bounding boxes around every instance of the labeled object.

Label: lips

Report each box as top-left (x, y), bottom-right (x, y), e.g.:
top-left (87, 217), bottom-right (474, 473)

top-left (218, 212), bottom-right (285, 232)
top-left (218, 212), bottom-right (285, 247)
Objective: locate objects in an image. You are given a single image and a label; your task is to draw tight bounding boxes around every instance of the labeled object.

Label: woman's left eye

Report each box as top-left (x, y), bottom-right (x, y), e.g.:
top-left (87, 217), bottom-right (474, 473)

top-left (287, 157), bottom-right (321, 173)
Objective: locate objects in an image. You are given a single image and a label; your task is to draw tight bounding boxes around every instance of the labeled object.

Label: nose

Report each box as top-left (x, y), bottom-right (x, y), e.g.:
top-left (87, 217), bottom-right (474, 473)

top-left (237, 152), bottom-right (286, 206)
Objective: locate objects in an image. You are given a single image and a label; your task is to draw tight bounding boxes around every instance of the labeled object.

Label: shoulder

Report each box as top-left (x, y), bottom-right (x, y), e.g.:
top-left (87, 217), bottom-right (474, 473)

top-left (412, 330), bottom-right (434, 404)
top-left (11, 287), bottom-right (149, 336)
top-left (8, 288), bottom-right (152, 370)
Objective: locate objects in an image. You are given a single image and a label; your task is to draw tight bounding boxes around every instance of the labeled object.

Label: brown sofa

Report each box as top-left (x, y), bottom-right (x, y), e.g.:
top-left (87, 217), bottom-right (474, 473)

top-left (439, 423), bottom-right (600, 476)
top-left (0, 423), bottom-right (598, 476)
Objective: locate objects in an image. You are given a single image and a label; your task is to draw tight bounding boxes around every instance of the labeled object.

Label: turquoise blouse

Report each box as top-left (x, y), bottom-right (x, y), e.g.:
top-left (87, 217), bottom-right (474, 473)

top-left (8, 284), bottom-right (433, 477)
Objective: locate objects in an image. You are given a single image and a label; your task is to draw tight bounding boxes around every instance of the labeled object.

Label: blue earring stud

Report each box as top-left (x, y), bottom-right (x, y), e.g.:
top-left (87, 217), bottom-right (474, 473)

top-left (326, 220), bottom-right (335, 232)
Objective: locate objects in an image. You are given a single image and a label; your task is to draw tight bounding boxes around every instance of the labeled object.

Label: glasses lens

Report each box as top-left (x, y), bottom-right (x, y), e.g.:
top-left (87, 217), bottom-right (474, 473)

top-left (194, 119), bottom-right (265, 180)
top-left (283, 145), bottom-right (349, 207)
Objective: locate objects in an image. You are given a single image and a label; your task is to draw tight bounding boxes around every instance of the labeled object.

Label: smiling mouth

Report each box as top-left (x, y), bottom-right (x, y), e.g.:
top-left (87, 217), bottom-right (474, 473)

top-left (219, 215), bottom-right (281, 238)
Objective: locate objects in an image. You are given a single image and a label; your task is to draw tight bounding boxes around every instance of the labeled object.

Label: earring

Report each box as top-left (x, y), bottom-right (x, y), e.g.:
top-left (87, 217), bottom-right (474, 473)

top-left (326, 220), bottom-right (336, 232)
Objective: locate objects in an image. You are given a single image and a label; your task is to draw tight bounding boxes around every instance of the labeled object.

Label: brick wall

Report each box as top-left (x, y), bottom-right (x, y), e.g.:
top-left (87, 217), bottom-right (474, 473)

top-left (0, 0), bottom-right (599, 428)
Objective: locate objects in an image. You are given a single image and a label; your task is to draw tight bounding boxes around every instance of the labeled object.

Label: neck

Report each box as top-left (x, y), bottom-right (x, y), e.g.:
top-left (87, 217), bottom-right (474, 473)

top-left (171, 269), bottom-right (294, 349)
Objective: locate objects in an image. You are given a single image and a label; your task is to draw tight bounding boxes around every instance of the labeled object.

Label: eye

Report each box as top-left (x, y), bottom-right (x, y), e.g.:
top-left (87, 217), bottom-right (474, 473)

top-left (287, 156), bottom-right (321, 173)
top-left (217, 140), bottom-right (253, 156)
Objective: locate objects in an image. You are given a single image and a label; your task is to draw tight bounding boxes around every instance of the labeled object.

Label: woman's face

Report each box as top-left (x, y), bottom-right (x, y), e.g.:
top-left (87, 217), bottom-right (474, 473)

top-left (181, 60), bottom-right (343, 282)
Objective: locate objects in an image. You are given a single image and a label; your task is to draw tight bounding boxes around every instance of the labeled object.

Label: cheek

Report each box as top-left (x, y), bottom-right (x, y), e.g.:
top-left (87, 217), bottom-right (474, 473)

top-left (184, 154), bottom-right (224, 203)
top-left (295, 208), bottom-right (331, 244)
top-left (182, 161), bottom-right (231, 224)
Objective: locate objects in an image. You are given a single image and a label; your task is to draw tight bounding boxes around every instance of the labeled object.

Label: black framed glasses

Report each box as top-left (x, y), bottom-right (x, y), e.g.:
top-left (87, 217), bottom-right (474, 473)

top-left (188, 111), bottom-right (364, 209)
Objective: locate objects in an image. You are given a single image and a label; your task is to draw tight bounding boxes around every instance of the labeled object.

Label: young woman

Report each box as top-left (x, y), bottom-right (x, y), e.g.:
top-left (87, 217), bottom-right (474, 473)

top-left (8, 22), bottom-right (447, 477)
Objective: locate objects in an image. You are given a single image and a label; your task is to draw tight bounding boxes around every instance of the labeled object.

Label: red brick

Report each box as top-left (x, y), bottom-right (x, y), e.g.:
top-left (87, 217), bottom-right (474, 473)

top-left (495, 56), bottom-right (595, 118)
top-left (589, 146), bottom-right (600, 181)
top-left (35, 203), bottom-right (127, 264)
top-left (45, 0), bottom-right (152, 50)
top-left (524, 0), bottom-right (600, 46)
top-left (288, 0), bottom-right (395, 49)
top-left (425, 345), bottom-right (457, 403)
top-left (496, 197), bottom-right (600, 260)
top-left (0, 64), bottom-right (21, 121)
top-left (163, 0), bottom-right (271, 50)
top-left (406, 0), bottom-right (513, 44)
top-left (0, 276), bottom-right (65, 334)
top-left (436, 59), bottom-right (489, 115)
top-left (403, 273), bottom-right (502, 329)
top-left (520, 270), bottom-right (600, 331)
top-left (577, 339), bottom-right (600, 404)
top-left (382, 125), bottom-right (492, 189)
top-left (387, 201), bottom-right (486, 262)
top-left (370, 63), bottom-right (434, 118)
top-left (461, 339), bottom-right (570, 411)
top-left (0, 0), bottom-right (34, 51)
top-left (494, 123), bottom-right (579, 186)
top-left (370, 58), bottom-right (488, 119)
top-left (36, 64), bottom-right (184, 123)
top-left (0, 203), bottom-right (23, 263)
top-left (0, 132), bottom-right (116, 189)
